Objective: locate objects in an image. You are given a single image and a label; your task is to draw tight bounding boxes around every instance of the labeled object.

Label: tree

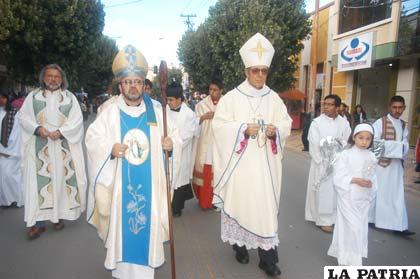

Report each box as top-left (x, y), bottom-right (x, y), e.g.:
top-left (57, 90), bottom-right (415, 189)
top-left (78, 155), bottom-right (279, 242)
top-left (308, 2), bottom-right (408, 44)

top-left (168, 67), bottom-right (183, 84)
top-left (77, 35), bottom-right (118, 96)
top-left (178, 26), bottom-right (221, 93)
top-left (178, 0), bottom-right (311, 92)
top-left (0, 0), bottom-right (21, 41)
top-left (0, 0), bottom-right (105, 89)
top-left (151, 66), bottom-right (185, 100)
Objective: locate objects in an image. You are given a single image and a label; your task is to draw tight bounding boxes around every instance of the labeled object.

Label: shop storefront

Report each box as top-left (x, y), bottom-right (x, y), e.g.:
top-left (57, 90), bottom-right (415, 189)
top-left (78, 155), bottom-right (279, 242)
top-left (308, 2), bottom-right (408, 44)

top-left (355, 63), bottom-right (397, 122)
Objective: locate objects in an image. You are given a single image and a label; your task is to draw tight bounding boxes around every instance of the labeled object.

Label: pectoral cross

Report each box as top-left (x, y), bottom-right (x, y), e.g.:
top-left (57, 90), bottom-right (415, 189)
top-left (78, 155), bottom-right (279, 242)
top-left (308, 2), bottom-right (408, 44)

top-left (251, 114), bottom-right (265, 140)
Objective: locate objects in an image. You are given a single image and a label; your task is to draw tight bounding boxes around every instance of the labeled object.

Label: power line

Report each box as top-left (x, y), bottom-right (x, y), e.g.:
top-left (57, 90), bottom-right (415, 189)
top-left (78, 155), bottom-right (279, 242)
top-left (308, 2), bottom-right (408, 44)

top-left (181, 0), bottom-right (194, 14)
top-left (180, 14), bottom-right (197, 31)
top-left (104, 0), bottom-right (143, 8)
top-left (194, 0), bottom-right (211, 14)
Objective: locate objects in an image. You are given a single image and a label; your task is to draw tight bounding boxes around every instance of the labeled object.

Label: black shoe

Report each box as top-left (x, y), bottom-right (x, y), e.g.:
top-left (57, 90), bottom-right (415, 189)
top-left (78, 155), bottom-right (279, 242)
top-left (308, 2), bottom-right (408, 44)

top-left (233, 244), bottom-right (249, 264)
top-left (173, 211), bottom-right (182, 217)
top-left (258, 261), bottom-right (281, 277)
top-left (395, 230), bottom-right (416, 236)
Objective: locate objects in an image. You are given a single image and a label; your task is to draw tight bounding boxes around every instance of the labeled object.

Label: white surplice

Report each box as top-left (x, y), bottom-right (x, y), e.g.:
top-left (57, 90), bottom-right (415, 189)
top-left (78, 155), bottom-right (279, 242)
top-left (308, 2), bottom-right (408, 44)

top-left (212, 80), bottom-right (291, 250)
top-left (305, 114), bottom-right (351, 226)
top-left (371, 114), bottom-right (409, 231)
top-left (19, 89), bottom-right (87, 227)
top-left (85, 95), bottom-right (180, 279)
top-left (167, 103), bottom-right (198, 189)
top-left (0, 108), bottom-right (24, 207)
top-left (328, 146), bottom-right (377, 266)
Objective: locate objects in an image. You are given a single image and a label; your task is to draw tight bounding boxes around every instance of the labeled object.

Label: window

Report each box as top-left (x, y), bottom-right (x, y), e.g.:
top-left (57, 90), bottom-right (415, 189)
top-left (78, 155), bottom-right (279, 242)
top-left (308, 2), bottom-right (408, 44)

top-left (397, 0), bottom-right (420, 56)
top-left (339, 0), bottom-right (392, 34)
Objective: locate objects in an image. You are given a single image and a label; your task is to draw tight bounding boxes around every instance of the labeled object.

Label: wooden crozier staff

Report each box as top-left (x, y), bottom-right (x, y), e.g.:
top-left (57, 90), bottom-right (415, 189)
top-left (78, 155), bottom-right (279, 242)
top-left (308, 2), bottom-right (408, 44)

top-left (158, 60), bottom-right (176, 279)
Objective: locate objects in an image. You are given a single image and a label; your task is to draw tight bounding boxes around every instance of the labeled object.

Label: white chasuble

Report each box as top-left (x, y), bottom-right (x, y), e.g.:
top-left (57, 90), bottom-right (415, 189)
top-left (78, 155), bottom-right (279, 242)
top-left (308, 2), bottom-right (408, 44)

top-left (212, 80), bottom-right (291, 250)
top-left (19, 89), bottom-right (87, 227)
top-left (371, 114), bottom-right (409, 231)
top-left (305, 114), bottom-right (351, 226)
top-left (86, 95), bottom-right (180, 278)
top-left (328, 146), bottom-right (377, 266)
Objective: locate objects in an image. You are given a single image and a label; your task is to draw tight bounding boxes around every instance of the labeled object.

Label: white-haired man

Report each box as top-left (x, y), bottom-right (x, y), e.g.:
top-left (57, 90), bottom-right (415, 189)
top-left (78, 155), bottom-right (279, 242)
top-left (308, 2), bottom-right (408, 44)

top-left (212, 33), bottom-right (292, 277)
top-left (19, 64), bottom-right (87, 239)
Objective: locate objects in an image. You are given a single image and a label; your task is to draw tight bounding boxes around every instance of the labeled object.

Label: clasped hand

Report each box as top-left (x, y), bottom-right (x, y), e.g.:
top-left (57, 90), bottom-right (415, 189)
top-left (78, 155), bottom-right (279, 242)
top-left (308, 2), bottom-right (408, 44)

top-left (37, 126), bottom-right (62, 141)
top-left (111, 137), bottom-right (173, 159)
top-left (351, 177), bottom-right (372, 188)
top-left (245, 123), bottom-right (277, 138)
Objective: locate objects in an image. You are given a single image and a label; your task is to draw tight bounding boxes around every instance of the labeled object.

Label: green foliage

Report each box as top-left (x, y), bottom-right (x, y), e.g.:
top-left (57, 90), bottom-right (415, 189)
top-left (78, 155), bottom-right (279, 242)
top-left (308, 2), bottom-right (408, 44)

top-left (168, 67), bottom-right (183, 84)
top-left (151, 66), bottom-right (184, 101)
top-left (178, 27), bottom-right (221, 93)
top-left (0, 0), bottom-right (112, 94)
top-left (77, 35), bottom-right (118, 96)
top-left (178, 0), bottom-right (311, 92)
top-left (0, 0), bottom-right (21, 41)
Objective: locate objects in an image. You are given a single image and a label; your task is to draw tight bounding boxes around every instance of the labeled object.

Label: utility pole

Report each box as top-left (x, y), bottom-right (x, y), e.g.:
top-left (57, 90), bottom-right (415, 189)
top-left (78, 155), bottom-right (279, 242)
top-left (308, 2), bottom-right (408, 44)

top-left (180, 14), bottom-right (197, 31)
top-left (309, 0), bottom-right (320, 116)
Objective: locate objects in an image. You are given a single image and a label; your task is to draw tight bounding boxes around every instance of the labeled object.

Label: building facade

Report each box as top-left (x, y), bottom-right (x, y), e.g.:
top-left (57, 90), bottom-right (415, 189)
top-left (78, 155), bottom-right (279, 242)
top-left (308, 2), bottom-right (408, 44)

top-left (297, 0), bottom-right (419, 145)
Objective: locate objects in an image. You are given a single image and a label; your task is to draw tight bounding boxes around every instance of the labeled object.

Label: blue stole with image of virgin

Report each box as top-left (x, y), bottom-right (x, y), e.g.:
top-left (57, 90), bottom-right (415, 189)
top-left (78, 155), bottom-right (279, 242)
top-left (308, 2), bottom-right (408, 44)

top-left (120, 110), bottom-right (152, 266)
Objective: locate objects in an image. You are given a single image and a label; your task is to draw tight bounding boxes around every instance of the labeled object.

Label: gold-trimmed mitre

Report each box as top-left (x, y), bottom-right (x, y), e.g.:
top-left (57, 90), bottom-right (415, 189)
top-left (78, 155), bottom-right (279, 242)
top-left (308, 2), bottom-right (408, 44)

top-left (239, 33), bottom-right (275, 68)
top-left (112, 45), bottom-right (148, 80)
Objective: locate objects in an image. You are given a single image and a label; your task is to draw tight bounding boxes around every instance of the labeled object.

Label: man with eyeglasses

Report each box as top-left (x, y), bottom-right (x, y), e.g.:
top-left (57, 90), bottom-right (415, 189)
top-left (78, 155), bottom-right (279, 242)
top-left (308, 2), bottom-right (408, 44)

top-left (19, 64), bottom-right (87, 239)
top-left (211, 33), bottom-right (292, 277)
top-left (304, 94), bottom-right (351, 233)
top-left (85, 45), bottom-right (179, 279)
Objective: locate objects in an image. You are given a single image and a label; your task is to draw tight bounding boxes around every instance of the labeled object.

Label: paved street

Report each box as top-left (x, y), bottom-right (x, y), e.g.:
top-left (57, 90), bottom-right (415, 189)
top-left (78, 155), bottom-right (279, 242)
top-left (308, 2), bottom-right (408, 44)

top-left (1, 117), bottom-right (419, 279)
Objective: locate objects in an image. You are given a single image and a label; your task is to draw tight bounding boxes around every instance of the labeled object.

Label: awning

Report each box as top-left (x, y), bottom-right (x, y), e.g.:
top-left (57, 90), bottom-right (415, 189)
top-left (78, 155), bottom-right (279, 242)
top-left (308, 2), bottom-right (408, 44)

top-left (279, 89), bottom-right (306, 101)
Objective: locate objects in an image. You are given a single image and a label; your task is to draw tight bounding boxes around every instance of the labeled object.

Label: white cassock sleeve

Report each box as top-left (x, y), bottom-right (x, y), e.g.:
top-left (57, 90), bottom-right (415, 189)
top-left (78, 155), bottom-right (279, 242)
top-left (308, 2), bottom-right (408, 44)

top-left (59, 94), bottom-right (84, 144)
top-left (179, 111), bottom-right (198, 148)
top-left (18, 93), bottom-right (39, 136)
top-left (402, 124), bottom-right (409, 157)
top-left (333, 153), bottom-right (353, 196)
top-left (162, 110), bottom-right (182, 190)
top-left (193, 114), bottom-right (201, 138)
top-left (162, 112), bottom-right (182, 150)
top-left (212, 94), bottom-right (246, 176)
top-left (372, 119), bottom-right (405, 159)
top-left (85, 110), bottom-right (117, 189)
top-left (308, 121), bottom-right (322, 164)
top-left (343, 121), bottom-right (352, 145)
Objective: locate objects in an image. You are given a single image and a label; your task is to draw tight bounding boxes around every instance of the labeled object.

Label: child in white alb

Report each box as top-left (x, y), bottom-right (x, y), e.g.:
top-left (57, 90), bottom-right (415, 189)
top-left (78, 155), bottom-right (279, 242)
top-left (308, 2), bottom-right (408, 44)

top-left (328, 123), bottom-right (377, 265)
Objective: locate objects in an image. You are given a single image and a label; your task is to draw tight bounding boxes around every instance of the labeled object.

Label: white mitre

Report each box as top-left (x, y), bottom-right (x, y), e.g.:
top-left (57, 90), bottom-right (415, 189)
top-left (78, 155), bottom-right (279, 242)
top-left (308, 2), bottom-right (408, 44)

top-left (239, 32), bottom-right (275, 68)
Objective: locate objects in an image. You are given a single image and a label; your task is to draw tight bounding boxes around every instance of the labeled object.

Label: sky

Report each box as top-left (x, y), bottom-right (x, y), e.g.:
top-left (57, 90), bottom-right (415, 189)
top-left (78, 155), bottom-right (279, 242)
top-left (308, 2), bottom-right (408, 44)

top-left (102, 0), bottom-right (333, 68)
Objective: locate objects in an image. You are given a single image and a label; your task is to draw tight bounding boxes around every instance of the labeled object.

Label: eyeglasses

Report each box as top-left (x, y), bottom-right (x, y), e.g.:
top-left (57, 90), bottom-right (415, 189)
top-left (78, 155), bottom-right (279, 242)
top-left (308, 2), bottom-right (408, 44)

top-left (250, 67), bottom-right (268, 75)
top-left (323, 102), bottom-right (336, 107)
top-left (45, 74), bottom-right (62, 80)
top-left (121, 79), bottom-right (144, 86)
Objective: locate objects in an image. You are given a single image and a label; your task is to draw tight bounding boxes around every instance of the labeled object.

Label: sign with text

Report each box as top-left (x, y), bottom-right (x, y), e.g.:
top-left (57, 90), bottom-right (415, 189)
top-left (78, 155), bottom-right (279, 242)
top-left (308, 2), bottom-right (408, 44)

top-left (324, 266), bottom-right (419, 279)
top-left (338, 32), bottom-right (373, 72)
